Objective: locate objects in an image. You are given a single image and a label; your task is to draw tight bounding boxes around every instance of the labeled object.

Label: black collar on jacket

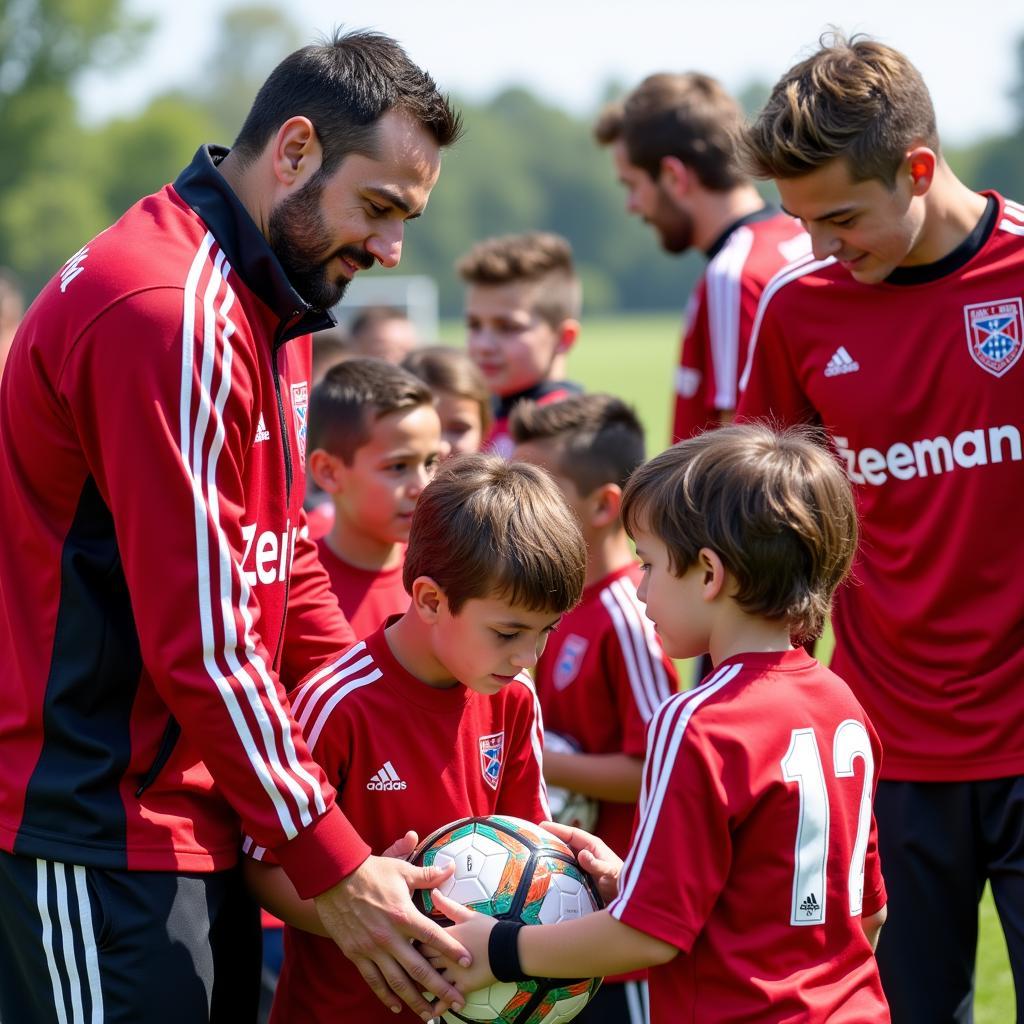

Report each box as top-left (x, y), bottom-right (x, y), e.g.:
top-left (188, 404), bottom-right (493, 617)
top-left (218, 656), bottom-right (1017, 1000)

top-left (173, 145), bottom-right (336, 344)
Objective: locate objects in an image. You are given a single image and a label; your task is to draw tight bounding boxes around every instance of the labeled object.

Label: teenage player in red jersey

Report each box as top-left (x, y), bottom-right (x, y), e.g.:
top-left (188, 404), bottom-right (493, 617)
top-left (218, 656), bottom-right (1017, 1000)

top-left (243, 455), bottom-right (585, 1022)
top-left (458, 232), bottom-right (583, 457)
top-left (511, 394), bottom-right (677, 1024)
top-left (0, 31), bottom-right (470, 1024)
top-left (736, 35), bottom-right (1024, 1024)
top-left (429, 424), bottom-right (890, 1024)
top-left (306, 358), bottom-right (443, 636)
top-left (594, 74), bottom-right (807, 444)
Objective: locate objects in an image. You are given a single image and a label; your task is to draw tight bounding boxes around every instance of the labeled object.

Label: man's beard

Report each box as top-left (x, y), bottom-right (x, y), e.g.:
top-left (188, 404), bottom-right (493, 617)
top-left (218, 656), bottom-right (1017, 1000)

top-left (650, 187), bottom-right (694, 254)
top-left (268, 175), bottom-right (374, 310)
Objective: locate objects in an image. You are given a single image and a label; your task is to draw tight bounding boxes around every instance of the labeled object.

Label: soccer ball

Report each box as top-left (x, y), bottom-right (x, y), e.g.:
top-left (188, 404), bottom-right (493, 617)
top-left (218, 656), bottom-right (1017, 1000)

top-left (413, 815), bottom-right (603, 1024)
top-left (543, 732), bottom-right (599, 833)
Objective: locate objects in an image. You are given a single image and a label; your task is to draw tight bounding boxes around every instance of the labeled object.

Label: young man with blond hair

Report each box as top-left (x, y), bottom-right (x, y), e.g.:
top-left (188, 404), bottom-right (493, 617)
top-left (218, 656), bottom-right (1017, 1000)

top-left (458, 231), bottom-right (583, 456)
top-left (737, 33), bottom-right (1024, 1023)
top-left (595, 73), bottom-right (806, 443)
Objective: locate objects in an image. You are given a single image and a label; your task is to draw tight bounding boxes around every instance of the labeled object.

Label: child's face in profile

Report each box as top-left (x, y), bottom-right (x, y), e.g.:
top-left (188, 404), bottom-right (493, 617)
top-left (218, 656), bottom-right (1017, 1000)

top-left (633, 525), bottom-right (709, 660)
top-left (435, 389), bottom-right (485, 457)
top-left (465, 281), bottom-right (564, 398)
top-left (333, 404), bottom-right (443, 545)
top-left (432, 592), bottom-right (562, 695)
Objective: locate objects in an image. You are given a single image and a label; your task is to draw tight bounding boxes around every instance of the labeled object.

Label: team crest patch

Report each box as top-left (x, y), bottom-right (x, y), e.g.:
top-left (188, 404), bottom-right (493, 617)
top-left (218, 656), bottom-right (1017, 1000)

top-left (479, 732), bottom-right (505, 790)
top-left (554, 634), bottom-right (589, 690)
top-left (963, 299), bottom-right (1024, 378)
top-left (290, 381), bottom-right (309, 465)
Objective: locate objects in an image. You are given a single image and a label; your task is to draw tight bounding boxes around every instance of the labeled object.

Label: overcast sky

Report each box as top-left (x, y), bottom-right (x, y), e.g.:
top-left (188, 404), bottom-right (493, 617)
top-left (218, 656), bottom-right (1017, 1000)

top-left (79, 0), bottom-right (1023, 147)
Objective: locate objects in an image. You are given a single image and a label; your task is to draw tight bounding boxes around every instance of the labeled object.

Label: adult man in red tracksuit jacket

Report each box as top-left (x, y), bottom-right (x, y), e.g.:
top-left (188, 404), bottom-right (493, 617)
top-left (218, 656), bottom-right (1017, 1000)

top-left (0, 30), bottom-right (468, 1024)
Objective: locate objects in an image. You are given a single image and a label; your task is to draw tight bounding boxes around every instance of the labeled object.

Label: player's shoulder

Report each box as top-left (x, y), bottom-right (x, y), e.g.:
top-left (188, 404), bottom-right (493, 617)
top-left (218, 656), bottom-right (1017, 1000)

top-left (287, 639), bottom-right (386, 746)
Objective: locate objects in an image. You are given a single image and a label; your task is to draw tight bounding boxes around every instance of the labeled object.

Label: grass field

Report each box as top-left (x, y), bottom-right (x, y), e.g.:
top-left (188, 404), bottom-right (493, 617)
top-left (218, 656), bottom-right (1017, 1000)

top-left (441, 311), bottom-right (1016, 1020)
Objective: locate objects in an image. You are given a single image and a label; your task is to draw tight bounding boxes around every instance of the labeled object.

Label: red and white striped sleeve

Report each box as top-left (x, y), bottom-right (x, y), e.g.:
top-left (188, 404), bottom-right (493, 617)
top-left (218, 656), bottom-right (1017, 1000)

top-left (66, 245), bottom-right (368, 896)
top-left (608, 664), bottom-right (742, 950)
top-left (599, 576), bottom-right (677, 756)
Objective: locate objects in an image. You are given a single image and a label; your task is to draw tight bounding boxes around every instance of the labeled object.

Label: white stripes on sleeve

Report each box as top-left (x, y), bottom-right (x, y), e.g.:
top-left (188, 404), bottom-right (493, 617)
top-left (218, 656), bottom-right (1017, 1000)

top-left (609, 663), bottom-right (742, 921)
top-left (178, 234), bottom-right (323, 844)
top-left (705, 226), bottom-right (755, 411)
top-left (600, 577), bottom-right (673, 723)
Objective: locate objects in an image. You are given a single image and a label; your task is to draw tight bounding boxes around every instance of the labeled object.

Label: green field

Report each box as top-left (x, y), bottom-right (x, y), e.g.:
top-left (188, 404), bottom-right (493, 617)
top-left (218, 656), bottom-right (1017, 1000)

top-left (441, 311), bottom-right (1015, 1021)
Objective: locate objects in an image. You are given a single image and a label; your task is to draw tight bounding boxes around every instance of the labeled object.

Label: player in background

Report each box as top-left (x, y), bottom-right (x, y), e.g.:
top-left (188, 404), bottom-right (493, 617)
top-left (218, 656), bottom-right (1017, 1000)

top-left (403, 345), bottom-right (493, 457)
top-left (431, 424), bottom-right (889, 1024)
top-left (457, 231), bottom-right (583, 456)
top-left (305, 358), bottom-right (442, 630)
top-left (736, 35), bottom-right (1024, 1023)
top-left (0, 31), bottom-right (470, 1023)
top-left (244, 454), bottom-right (586, 1022)
top-left (346, 305), bottom-right (421, 364)
top-left (510, 394), bottom-right (677, 1024)
top-left (594, 74), bottom-right (807, 443)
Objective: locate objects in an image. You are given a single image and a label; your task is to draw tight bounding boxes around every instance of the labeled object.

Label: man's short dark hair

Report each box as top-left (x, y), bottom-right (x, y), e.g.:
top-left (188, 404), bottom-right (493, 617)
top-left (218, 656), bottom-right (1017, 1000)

top-left (510, 394), bottom-right (645, 496)
top-left (232, 29), bottom-right (463, 175)
top-left (307, 357), bottom-right (434, 464)
top-left (618, 72), bottom-right (748, 191)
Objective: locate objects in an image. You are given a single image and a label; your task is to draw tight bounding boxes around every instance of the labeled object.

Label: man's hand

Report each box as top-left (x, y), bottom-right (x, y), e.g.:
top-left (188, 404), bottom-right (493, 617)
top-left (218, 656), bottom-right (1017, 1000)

top-left (541, 821), bottom-right (623, 904)
top-left (314, 854), bottom-right (470, 1020)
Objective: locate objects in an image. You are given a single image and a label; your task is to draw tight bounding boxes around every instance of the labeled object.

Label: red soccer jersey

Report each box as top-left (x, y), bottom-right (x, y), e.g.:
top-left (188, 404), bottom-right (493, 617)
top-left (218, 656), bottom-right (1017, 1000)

top-left (674, 209), bottom-right (808, 442)
top-left (246, 624), bottom-right (549, 1024)
top-left (486, 379), bottom-right (583, 458)
top-left (315, 537), bottom-right (410, 638)
top-left (609, 651), bottom-right (889, 1024)
top-left (738, 192), bottom-right (1024, 782)
top-left (534, 565), bottom-right (677, 859)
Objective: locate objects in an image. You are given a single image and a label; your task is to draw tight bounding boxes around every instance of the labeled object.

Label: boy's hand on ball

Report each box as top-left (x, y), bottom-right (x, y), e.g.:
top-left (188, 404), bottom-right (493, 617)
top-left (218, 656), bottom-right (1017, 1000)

top-left (541, 821), bottom-right (623, 902)
top-left (429, 890), bottom-right (499, 993)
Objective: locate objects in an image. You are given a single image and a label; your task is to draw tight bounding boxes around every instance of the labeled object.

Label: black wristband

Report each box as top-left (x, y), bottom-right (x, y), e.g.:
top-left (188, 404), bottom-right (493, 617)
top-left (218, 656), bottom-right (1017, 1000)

top-left (488, 919), bottom-right (528, 982)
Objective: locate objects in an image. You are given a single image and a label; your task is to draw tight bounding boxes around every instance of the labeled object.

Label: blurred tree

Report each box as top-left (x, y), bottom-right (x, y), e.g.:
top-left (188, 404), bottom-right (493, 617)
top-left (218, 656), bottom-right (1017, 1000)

top-left (0, 0), bottom-right (150, 291)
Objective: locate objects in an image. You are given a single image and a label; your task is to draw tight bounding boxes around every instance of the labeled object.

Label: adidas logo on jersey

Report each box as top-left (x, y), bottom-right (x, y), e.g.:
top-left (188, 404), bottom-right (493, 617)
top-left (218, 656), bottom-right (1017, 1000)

top-left (824, 346), bottom-right (860, 377)
top-left (366, 760), bottom-right (407, 791)
top-left (799, 893), bottom-right (820, 917)
top-left (253, 414), bottom-right (271, 444)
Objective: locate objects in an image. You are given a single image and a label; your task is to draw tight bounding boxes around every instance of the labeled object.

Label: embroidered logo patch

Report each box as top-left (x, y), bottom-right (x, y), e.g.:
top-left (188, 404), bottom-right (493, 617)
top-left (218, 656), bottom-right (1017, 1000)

top-left (290, 381), bottom-right (309, 465)
top-left (554, 634), bottom-right (589, 690)
top-left (479, 732), bottom-right (505, 791)
top-left (964, 299), bottom-right (1024, 378)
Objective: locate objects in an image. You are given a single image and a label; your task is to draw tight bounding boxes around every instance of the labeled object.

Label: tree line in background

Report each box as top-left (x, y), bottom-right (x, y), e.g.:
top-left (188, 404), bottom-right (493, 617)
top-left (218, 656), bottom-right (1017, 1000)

top-left (4, 1), bottom-right (1024, 316)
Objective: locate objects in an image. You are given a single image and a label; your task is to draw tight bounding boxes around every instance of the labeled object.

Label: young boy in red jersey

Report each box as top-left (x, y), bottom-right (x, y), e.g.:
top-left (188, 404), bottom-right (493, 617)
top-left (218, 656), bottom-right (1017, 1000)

top-left (458, 231), bottom-right (583, 457)
top-left (431, 424), bottom-right (890, 1024)
top-left (305, 357), bottom-right (443, 634)
top-left (511, 394), bottom-right (677, 1023)
top-left (737, 35), bottom-right (1024, 1022)
top-left (244, 454), bottom-right (586, 1023)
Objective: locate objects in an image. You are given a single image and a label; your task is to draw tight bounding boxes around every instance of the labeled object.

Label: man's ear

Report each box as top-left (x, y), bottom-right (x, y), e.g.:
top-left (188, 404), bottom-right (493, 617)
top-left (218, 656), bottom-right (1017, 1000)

top-left (410, 575), bottom-right (445, 623)
top-left (658, 155), bottom-right (691, 202)
top-left (555, 319), bottom-right (580, 355)
top-left (308, 448), bottom-right (344, 494)
top-left (905, 146), bottom-right (937, 197)
top-left (697, 547), bottom-right (727, 601)
top-left (270, 116), bottom-right (323, 188)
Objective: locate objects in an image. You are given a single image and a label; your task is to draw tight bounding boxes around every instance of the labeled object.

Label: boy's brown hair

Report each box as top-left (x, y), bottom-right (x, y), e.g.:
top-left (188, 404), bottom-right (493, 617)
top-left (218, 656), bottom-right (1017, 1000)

top-left (621, 423), bottom-right (858, 642)
top-left (307, 357), bottom-right (434, 464)
top-left (609, 72), bottom-right (748, 191)
top-left (402, 345), bottom-right (493, 437)
top-left (739, 33), bottom-right (938, 185)
top-left (455, 231), bottom-right (582, 328)
top-left (404, 453), bottom-right (585, 615)
top-left (509, 393), bottom-right (645, 496)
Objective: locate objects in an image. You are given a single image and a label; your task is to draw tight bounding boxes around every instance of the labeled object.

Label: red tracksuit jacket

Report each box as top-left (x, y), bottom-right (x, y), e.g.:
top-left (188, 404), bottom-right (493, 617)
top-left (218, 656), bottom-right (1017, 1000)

top-left (0, 145), bottom-right (369, 897)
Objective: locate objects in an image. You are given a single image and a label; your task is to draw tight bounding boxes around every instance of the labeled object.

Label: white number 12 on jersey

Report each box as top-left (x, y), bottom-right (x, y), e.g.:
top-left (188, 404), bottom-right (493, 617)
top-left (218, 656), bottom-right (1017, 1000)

top-left (780, 719), bottom-right (874, 926)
